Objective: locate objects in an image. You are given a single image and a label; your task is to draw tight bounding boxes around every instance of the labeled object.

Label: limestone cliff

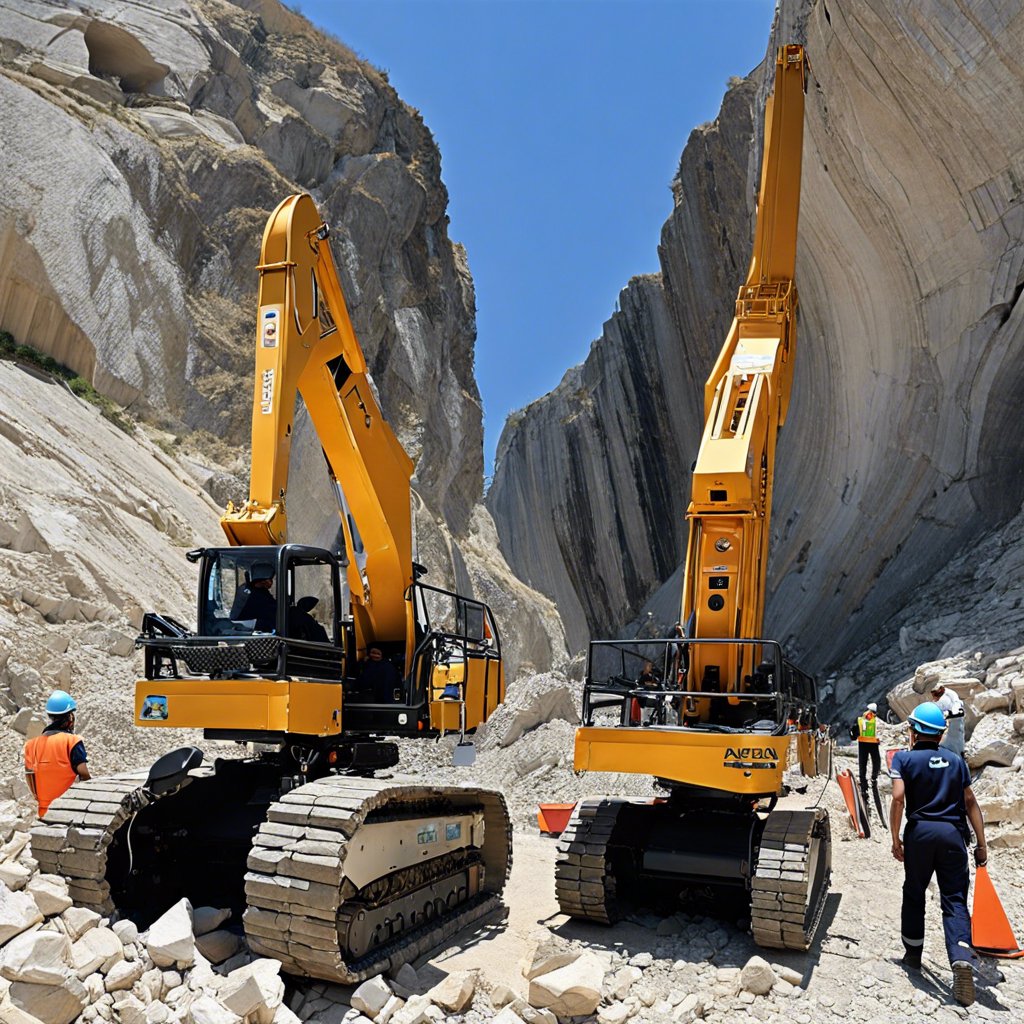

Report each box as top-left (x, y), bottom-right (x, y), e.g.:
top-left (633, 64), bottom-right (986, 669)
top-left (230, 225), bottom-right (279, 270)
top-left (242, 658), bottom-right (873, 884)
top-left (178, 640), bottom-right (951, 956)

top-left (0, 0), bottom-right (566, 680)
top-left (489, 0), bottom-right (1024, 678)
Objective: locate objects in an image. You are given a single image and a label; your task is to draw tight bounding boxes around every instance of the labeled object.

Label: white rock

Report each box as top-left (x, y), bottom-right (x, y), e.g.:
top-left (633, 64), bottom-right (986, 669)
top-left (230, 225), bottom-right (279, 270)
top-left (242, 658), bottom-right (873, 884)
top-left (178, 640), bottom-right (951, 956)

top-left (113, 993), bottom-right (148, 1024)
top-left (772, 964), bottom-right (803, 987)
top-left (426, 970), bottom-right (475, 1012)
top-left (26, 874), bottom-right (72, 917)
top-left (523, 936), bottom-right (580, 980)
top-left (9, 975), bottom-right (89, 1024)
top-left (609, 965), bottom-right (643, 1000)
top-left (352, 975), bottom-right (394, 1017)
top-left (389, 994), bottom-right (442, 1024)
top-left (628, 952), bottom-right (654, 968)
top-left (147, 899), bottom-right (195, 969)
top-left (147, 1002), bottom-right (172, 1024)
top-left (0, 928), bottom-right (72, 984)
top-left (106, 958), bottom-right (147, 992)
top-left (528, 952), bottom-right (604, 1017)
top-left (191, 908), bottom-right (231, 937)
top-left (62, 905), bottom-right (101, 941)
top-left (218, 960), bottom-right (283, 1024)
top-left (598, 1000), bottom-right (633, 1024)
top-left (740, 956), bottom-right (776, 996)
top-left (0, 883), bottom-right (44, 943)
top-left (492, 1009), bottom-right (526, 1024)
top-left (271, 1004), bottom-right (302, 1024)
top-left (674, 993), bottom-right (704, 1021)
top-left (113, 920), bottom-right (141, 945)
top-left (72, 925), bottom-right (124, 977)
top-left (0, 861), bottom-right (32, 890)
top-left (188, 994), bottom-right (242, 1024)
top-left (491, 983), bottom-right (516, 1008)
top-left (377, 995), bottom-right (405, 1024)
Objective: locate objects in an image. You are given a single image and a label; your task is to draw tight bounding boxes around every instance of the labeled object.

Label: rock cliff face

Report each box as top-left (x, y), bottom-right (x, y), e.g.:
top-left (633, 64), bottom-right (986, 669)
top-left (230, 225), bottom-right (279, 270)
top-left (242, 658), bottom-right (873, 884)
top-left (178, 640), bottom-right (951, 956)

top-left (489, 0), bottom-right (1024, 676)
top-left (0, 0), bottom-right (566, 678)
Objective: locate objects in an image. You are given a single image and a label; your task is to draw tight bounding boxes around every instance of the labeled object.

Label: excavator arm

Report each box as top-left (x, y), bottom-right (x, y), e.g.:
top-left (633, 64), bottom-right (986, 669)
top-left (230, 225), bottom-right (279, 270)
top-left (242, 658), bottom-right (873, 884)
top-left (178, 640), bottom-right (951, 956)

top-left (221, 193), bottom-right (414, 651)
top-left (682, 44), bottom-right (808, 692)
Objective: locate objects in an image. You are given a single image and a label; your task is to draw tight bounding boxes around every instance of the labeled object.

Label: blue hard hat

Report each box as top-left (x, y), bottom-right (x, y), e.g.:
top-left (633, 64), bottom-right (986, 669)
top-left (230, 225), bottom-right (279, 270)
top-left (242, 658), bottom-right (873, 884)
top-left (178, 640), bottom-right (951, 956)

top-left (45, 690), bottom-right (77, 716)
top-left (908, 701), bottom-right (946, 735)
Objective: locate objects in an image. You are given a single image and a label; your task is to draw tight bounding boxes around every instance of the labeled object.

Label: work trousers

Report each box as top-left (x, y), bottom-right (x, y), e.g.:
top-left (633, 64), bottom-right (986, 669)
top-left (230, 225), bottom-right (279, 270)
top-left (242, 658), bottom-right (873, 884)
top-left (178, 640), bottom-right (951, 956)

top-left (901, 819), bottom-right (974, 967)
top-left (858, 741), bottom-right (881, 796)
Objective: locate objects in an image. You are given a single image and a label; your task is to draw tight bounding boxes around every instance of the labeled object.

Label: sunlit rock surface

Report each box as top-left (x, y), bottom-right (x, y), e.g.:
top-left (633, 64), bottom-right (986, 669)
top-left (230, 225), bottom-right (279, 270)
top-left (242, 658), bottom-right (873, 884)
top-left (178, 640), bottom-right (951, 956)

top-left (489, 0), bottom-right (1024, 675)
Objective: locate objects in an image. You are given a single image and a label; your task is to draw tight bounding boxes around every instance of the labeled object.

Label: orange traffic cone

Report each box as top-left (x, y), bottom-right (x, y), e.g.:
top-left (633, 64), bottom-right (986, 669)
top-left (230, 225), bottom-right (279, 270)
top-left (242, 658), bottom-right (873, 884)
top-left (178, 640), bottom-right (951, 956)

top-left (971, 863), bottom-right (1024, 959)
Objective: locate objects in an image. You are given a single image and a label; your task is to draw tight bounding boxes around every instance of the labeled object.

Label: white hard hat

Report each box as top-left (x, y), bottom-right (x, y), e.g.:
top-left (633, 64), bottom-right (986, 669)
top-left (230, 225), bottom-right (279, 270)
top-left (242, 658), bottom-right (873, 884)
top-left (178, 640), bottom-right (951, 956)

top-left (867, 702), bottom-right (878, 712)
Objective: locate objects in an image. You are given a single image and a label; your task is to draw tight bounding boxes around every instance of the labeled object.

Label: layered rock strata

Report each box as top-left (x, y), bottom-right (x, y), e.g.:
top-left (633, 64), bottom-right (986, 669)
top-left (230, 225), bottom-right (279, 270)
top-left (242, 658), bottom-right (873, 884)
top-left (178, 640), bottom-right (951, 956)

top-left (489, 0), bottom-right (1024, 675)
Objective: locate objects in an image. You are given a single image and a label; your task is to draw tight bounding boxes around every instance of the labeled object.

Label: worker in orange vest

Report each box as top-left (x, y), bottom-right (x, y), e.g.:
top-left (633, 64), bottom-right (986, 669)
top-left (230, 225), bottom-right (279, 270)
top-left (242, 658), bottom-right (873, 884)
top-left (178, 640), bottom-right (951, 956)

top-left (23, 690), bottom-right (91, 817)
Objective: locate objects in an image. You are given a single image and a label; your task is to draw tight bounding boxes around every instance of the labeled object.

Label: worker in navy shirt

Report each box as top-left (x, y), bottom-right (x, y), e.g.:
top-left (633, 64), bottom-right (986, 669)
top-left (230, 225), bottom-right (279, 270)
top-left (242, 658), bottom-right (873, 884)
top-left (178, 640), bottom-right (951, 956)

top-left (890, 701), bottom-right (988, 1008)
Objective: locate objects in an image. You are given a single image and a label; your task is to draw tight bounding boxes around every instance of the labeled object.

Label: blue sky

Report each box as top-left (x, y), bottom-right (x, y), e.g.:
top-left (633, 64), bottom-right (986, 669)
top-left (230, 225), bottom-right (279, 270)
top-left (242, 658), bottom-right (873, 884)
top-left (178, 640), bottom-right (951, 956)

top-left (300, 0), bottom-right (776, 475)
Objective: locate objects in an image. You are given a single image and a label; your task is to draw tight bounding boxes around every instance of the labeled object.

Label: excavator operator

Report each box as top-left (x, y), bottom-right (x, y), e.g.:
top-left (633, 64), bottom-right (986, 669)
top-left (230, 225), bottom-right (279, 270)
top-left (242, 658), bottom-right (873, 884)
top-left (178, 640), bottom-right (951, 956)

top-left (24, 690), bottom-right (91, 818)
top-left (232, 563), bottom-right (277, 632)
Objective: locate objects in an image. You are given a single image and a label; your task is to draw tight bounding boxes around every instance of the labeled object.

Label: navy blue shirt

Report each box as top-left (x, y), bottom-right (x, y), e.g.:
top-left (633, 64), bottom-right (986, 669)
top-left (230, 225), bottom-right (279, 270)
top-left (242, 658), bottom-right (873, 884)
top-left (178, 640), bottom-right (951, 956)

top-left (890, 742), bottom-right (970, 827)
top-left (42, 725), bottom-right (88, 770)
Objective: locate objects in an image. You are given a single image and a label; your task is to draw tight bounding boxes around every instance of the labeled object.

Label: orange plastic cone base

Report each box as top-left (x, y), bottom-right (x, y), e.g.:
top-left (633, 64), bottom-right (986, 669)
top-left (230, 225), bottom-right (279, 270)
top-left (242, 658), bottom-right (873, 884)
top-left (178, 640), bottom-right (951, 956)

top-left (972, 864), bottom-right (1024, 959)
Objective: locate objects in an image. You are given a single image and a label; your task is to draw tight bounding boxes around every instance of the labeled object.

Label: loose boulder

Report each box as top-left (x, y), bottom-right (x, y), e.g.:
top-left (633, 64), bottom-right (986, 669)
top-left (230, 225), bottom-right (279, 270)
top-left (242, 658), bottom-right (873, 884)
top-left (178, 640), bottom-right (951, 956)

top-left (528, 951), bottom-right (604, 1018)
top-left (0, 883), bottom-right (43, 943)
top-left (147, 898), bottom-right (195, 968)
top-left (740, 955), bottom-right (777, 996)
top-left (0, 928), bottom-right (72, 984)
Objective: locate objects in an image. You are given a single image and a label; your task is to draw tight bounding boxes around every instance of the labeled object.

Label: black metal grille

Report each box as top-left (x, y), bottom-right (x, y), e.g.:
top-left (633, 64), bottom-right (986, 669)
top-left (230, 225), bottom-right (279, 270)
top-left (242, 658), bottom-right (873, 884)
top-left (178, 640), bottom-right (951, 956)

top-left (170, 638), bottom-right (281, 676)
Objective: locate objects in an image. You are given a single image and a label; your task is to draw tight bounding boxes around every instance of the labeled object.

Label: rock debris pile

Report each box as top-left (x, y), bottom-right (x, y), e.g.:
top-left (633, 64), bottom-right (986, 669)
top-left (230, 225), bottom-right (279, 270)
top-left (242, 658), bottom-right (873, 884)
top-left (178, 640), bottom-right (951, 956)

top-left (394, 673), bottom-right (656, 829)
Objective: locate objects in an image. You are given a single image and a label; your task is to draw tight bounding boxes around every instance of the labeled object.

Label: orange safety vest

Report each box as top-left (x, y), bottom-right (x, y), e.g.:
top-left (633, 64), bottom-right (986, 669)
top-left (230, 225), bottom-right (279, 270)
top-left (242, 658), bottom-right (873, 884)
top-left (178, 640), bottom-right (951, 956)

top-left (857, 714), bottom-right (879, 743)
top-left (24, 731), bottom-right (82, 817)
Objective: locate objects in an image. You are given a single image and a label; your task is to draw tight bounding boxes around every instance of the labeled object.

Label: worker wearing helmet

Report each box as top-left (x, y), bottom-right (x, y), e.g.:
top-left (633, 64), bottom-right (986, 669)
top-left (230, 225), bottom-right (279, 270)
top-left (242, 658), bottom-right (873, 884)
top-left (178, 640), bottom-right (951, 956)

top-left (23, 691), bottom-right (91, 818)
top-left (852, 701), bottom-right (882, 811)
top-left (890, 701), bottom-right (987, 1007)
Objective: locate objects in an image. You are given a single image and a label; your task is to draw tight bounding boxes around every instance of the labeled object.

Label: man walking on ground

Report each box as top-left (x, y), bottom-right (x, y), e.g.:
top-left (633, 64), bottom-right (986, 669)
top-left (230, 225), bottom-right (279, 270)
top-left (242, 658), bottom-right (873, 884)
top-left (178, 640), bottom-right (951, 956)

top-left (23, 690), bottom-right (90, 817)
top-left (852, 701), bottom-right (882, 815)
top-left (890, 701), bottom-right (987, 1007)
top-left (931, 684), bottom-right (966, 756)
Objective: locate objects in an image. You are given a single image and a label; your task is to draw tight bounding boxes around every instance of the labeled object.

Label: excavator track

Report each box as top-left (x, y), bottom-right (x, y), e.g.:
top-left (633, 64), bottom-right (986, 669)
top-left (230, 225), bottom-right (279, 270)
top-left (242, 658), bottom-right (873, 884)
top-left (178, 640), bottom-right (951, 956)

top-left (556, 799), bottom-right (831, 953)
top-left (30, 771), bottom-right (511, 983)
top-left (30, 772), bottom-right (152, 914)
top-left (749, 807), bottom-right (831, 951)
top-left (554, 798), bottom-right (630, 924)
top-left (243, 776), bottom-right (511, 982)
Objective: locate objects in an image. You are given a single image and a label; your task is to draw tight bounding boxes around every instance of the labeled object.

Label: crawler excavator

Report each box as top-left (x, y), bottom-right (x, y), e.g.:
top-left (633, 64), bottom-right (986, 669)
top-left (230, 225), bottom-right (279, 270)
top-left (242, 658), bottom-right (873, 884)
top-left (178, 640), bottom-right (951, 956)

top-left (555, 45), bottom-right (831, 951)
top-left (30, 194), bottom-right (511, 982)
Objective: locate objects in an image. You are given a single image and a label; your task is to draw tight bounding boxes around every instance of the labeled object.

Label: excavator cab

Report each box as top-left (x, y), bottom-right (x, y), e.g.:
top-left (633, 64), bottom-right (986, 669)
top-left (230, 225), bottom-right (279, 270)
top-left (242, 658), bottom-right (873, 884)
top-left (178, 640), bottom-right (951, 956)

top-left (135, 543), bottom-right (504, 746)
top-left (139, 544), bottom-right (344, 685)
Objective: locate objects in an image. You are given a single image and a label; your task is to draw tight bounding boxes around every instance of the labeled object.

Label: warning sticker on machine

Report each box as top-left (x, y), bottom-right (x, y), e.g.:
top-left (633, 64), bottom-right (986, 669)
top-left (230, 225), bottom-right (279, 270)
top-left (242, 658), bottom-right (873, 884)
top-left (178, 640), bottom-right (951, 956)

top-left (260, 305), bottom-right (282, 348)
top-left (445, 822), bottom-right (462, 841)
top-left (417, 825), bottom-right (438, 845)
top-left (139, 695), bottom-right (168, 721)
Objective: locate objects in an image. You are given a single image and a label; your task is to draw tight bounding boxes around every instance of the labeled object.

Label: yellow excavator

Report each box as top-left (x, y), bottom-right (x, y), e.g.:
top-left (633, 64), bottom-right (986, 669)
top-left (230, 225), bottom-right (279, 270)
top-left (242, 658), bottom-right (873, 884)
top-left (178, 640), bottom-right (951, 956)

top-left (30, 194), bottom-right (511, 982)
top-left (555, 45), bottom-right (831, 951)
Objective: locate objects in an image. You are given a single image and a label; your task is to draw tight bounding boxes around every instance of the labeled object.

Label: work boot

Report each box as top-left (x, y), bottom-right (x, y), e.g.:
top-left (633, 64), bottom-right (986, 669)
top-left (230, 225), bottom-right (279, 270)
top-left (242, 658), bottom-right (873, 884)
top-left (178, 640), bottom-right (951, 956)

top-left (900, 950), bottom-right (922, 971)
top-left (952, 961), bottom-right (975, 1006)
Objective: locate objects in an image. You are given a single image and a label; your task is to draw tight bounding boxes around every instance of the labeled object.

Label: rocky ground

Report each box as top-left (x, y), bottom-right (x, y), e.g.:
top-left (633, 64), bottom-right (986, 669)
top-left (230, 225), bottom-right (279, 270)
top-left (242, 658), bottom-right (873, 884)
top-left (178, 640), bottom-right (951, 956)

top-left (0, 664), bottom-right (1022, 1023)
